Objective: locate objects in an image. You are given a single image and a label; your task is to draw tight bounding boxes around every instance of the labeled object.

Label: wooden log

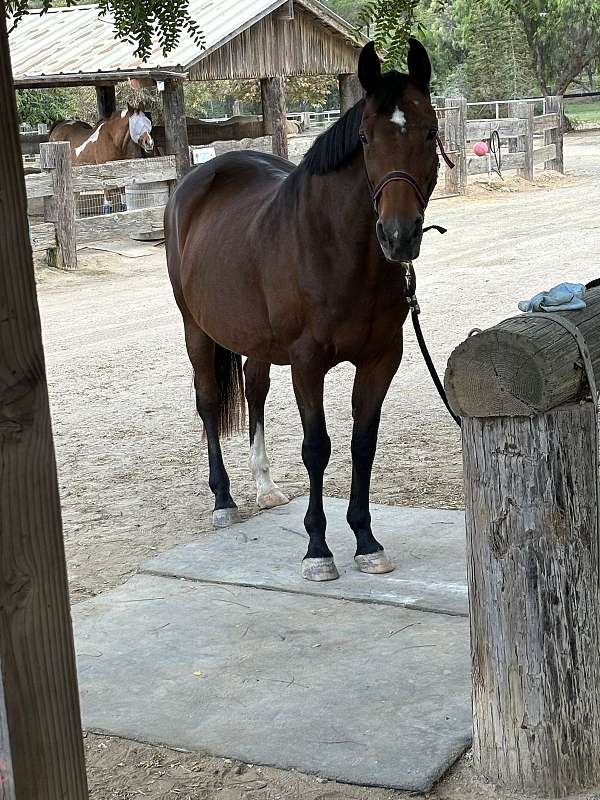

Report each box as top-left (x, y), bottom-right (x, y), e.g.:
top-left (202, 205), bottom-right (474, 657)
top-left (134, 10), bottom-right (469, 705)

top-left (544, 95), bottom-right (564, 173)
top-left (40, 141), bottom-right (77, 270)
top-left (96, 85), bottom-right (116, 119)
top-left (338, 73), bottom-right (362, 114)
top-left (445, 286), bottom-right (600, 418)
top-left (161, 79), bottom-right (190, 178)
top-left (463, 404), bottom-right (600, 795)
top-left (0, 8), bottom-right (89, 797)
top-left (261, 76), bottom-right (288, 159)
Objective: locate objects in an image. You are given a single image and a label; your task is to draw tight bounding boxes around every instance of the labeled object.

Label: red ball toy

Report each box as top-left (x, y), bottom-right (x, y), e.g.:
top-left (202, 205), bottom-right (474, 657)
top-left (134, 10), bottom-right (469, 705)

top-left (473, 140), bottom-right (489, 157)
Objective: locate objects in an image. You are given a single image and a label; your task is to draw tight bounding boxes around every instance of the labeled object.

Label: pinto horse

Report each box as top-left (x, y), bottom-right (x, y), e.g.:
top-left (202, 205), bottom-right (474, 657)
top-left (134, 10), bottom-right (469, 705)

top-left (166, 39), bottom-right (441, 582)
top-left (49, 105), bottom-right (154, 165)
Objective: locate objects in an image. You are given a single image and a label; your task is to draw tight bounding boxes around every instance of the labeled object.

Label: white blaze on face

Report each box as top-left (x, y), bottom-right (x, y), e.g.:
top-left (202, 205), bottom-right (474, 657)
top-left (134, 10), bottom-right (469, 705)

top-left (250, 423), bottom-right (278, 503)
top-left (391, 107), bottom-right (407, 132)
top-left (75, 123), bottom-right (104, 157)
top-left (121, 108), bottom-right (128, 118)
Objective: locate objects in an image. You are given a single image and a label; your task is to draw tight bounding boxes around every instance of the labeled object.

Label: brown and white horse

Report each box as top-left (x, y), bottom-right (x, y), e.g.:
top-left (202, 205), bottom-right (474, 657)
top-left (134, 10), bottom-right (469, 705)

top-left (49, 105), bottom-right (154, 165)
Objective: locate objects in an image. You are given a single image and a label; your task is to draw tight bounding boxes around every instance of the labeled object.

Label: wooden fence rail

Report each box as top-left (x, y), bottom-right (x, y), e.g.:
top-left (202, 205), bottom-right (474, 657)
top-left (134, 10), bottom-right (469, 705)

top-left (28, 143), bottom-right (176, 270)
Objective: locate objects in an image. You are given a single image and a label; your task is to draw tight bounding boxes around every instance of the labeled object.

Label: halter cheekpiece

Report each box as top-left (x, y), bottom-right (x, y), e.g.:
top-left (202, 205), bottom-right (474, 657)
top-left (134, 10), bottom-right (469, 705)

top-left (369, 134), bottom-right (455, 213)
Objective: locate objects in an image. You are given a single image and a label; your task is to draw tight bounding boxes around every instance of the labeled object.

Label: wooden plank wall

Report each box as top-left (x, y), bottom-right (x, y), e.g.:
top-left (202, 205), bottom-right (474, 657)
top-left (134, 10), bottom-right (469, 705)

top-left (189, 6), bottom-right (360, 80)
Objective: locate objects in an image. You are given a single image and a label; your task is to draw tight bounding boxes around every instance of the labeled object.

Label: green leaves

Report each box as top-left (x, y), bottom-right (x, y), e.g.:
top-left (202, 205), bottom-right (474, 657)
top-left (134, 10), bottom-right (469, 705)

top-left (6, 0), bottom-right (204, 59)
top-left (357, 0), bottom-right (422, 66)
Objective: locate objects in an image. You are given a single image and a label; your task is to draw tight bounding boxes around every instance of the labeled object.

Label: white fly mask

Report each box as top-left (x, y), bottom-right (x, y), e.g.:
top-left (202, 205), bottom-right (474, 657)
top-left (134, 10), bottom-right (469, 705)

top-left (129, 111), bottom-right (154, 152)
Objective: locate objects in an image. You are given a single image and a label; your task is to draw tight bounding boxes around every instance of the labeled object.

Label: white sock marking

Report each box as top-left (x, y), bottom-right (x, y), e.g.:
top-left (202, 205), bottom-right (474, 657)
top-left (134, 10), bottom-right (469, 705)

top-left (391, 107), bottom-right (407, 132)
top-left (250, 422), bottom-right (278, 502)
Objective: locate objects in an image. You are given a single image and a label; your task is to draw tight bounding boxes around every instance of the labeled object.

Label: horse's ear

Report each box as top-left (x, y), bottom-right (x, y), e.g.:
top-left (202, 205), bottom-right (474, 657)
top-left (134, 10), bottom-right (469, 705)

top-left (358, 42), bottom-right (381, 95)
top-left (407, 37), bottom-right (431, 89)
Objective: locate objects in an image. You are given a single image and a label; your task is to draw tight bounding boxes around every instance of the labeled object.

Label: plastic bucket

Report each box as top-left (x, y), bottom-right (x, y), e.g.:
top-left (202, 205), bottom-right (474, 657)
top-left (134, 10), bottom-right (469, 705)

top-left (124, 180), bottom-right (170, 210)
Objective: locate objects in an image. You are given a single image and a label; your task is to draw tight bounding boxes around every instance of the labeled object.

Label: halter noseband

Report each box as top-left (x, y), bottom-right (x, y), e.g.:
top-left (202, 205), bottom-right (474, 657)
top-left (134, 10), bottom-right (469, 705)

top-left (369, 135), bottom-right (455, 213)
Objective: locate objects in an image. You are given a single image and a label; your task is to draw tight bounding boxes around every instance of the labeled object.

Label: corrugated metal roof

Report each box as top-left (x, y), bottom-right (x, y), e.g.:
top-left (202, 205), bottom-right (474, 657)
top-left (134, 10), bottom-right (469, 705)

top-left (9, 0), bottom-right (361, 82)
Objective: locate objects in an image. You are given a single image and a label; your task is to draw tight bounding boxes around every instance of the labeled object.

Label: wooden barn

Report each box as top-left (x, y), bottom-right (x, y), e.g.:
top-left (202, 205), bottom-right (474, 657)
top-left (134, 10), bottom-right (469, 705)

top-left (9, 0), bottom-right (367, 175)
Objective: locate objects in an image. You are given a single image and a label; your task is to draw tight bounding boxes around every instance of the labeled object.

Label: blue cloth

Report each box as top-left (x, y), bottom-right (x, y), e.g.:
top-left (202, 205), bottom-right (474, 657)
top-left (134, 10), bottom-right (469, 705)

top-left (518, 282), bottom-right (587, 313)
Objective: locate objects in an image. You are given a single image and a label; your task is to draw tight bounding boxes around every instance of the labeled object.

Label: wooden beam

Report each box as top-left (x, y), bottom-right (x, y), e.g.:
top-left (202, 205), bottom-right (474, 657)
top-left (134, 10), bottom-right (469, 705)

top-left (261, 77), bottom-right (288, 159)
top-left (71, 156), bottom-right (176, 191)
top-left (13, 69), bottom-right (186, 89)
top-left (75, 206), bottom-right (165, 244)
top-left (338, 73), bottom-right (362, 114)
top-left (463, 404), bottom-right (600, 795)
top-left (96, 85), bottom-right (116, 119)
top-left (445, 285), bottom-right (600, 418)
top-left (161, 79), bottom-right (190, 179)
top-left (0, 6), bottom-right (89, 798)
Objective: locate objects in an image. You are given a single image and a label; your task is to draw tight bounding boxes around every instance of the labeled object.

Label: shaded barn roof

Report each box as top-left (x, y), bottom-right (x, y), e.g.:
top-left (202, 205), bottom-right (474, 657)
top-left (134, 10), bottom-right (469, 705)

top-left (9, 0), bottom-right (365, 88)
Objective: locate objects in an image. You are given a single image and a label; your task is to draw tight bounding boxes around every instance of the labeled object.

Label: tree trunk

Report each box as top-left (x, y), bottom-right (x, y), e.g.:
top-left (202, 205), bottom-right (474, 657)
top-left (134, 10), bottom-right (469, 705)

top-left (161, 79), bottom-right (190, 179)
top-left (260, 77), bottom-right (288, 159)
top-left (338, 73), bottom-right (362, 114)
top-left (0, 3), bottom-right (89, 798)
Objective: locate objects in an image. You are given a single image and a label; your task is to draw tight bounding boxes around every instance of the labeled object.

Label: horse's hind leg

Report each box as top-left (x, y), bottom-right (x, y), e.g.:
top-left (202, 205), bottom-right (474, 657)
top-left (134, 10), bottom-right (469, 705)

top-left (244, 359), bottom-right (289, 510)
top-left (185, 323), bottom-right (242, 528)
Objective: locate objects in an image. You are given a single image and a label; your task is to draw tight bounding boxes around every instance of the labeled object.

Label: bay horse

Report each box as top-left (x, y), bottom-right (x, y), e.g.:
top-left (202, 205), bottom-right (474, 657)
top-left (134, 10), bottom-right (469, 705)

top-left (49, 105), bottom-right (154, 165)
top-left (166, 39), bottom-right (441, 582)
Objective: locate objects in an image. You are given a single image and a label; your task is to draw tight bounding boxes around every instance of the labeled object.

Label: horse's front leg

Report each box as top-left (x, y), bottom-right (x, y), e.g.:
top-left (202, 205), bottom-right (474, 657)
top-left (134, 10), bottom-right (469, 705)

top-left (291, 360), bottom-right (338, 582)
top-left (347, 349), bottom-right (403, 574)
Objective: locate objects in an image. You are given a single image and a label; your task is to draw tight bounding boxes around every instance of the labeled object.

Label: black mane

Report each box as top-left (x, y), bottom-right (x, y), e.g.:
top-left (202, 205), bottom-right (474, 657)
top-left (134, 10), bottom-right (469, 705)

top-left (299, 71), bottom-right (411, 176)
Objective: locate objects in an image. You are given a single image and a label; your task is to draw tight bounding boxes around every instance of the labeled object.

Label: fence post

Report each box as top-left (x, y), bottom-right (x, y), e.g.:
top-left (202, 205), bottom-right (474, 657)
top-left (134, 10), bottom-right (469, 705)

top-left (444, 301), bottom-right (600, 796)
top-left (508, 101), bottom-right (534, 180)
top-left (39, 141), bottom-right (77, 270)
top-left (544, 95), bottom-right (565, 173)
top-left (444, 96), bottom-right (467, 194)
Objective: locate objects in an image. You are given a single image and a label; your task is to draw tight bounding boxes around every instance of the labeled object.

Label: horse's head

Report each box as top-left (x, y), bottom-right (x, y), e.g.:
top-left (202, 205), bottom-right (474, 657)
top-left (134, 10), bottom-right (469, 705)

top-left (125, 104), bottom-right (154, 153)
top-left (358, 39), bottom-right (439, 263)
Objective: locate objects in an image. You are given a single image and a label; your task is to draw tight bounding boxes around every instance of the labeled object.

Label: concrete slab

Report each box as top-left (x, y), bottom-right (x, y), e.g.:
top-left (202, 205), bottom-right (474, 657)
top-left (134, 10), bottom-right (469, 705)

top-left (74, 573), bottom-right (471, 792)
top-left (142, 497), bottom-right (468, 616)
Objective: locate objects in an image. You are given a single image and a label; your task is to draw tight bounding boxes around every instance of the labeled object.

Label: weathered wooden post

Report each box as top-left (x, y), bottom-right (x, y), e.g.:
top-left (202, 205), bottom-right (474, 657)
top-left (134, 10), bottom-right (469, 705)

top-left (508, 100), bottom-right (534, 180)
top-left (544, 95), bottom-right (565, 174)
top-left (96, 84), bottom-right (116, 119)
top-left (444, 96), bottom-right (467, 194)
top-left (445, 291), bottom-right (600, 796)
top-left (40, 141), bottom-right (77, 270)
top-left (161, 78), bottom-right (190, 179)
top-left (260, 76), bottom-right (288, 159)
top-left (338, 73), bottom-right (362, 114)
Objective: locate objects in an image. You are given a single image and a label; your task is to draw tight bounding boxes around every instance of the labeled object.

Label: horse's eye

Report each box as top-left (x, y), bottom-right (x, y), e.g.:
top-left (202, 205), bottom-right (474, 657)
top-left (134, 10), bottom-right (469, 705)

top-left (359, 131), bottom-right (368, 145)
top-left (427, 127), bottom-right (438, 141)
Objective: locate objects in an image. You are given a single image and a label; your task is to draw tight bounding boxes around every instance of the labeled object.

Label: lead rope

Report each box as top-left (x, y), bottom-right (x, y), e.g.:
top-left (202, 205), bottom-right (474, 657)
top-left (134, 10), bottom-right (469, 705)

top-left (405, 264), bottom-right (461, 427)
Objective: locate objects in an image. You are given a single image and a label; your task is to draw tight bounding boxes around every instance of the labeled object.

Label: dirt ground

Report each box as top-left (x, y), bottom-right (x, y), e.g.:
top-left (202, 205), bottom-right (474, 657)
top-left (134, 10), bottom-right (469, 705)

top-left (36, 131), bottom-right (600, 799)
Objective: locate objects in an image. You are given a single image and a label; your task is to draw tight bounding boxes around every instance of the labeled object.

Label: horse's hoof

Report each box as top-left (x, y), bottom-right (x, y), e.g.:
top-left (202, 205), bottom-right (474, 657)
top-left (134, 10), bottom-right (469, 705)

top-left (213, 507), bottom-right (242, 528)
top-left (257, 487), bottom-right (290, 510)
top-left (301, 557), bottom-right (339, 582)
top-left (354, 550), bottom-right (395, 574)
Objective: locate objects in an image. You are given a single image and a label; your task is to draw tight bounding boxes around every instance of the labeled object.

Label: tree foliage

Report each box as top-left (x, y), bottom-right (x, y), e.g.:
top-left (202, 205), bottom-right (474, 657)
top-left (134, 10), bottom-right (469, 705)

top-left (16, 87), bottom-right (76, 125)
top-left (493, 0), bottom-right (600, 95)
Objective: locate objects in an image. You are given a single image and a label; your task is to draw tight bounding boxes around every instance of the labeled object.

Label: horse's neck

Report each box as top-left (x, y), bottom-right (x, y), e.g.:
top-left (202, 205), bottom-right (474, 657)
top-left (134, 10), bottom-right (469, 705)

top-left (289, 154), bottom-right (376, 256)
top-left (106, 116), bottom-right (134, 157)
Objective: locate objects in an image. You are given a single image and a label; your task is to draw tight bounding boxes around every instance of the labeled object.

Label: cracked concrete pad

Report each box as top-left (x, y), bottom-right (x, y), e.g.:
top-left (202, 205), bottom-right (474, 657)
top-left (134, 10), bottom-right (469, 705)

top-left (74, 573), bottom-right (471, 792)
top-left (142, 497), bottom-right (468, 616)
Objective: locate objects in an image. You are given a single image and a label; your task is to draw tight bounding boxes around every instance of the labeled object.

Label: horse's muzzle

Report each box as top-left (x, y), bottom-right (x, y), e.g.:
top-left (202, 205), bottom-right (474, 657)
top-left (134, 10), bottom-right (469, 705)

top-left (376, 216), bottom-right (423, 262)
top-left (141, 136), bottom-right (154, 153)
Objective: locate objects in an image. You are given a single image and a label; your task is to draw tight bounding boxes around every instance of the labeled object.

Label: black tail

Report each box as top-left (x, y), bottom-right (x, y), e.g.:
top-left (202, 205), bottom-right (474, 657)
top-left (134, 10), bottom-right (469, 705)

top-left (214, 345), bottom-right (245, 437)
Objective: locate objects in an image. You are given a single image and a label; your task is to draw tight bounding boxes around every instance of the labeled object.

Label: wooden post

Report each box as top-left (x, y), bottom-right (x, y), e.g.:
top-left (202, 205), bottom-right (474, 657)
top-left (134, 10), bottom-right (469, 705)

top-left (0, 663), bottom-right (16, 799)
top-left (445, 291), bottom-right (600, 795)
top-left (260, 76), bottom-right (288, 159)
top-left (338, 73), bottom-right (362, 114)
top-left (96, 84), bottom-right (116, 119)
top-left (0, 5), bottom-right (89, 797)
top-left (544, 95), bottom-right (565, 173)
top-left (509, 100), bottom-right (534, 180)
top-left (40, 141), bottom-right (77, 271)
top-left (445, 97), bottom-right (467, 194)
top-left (161, 79), bottom-right (190, 179)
